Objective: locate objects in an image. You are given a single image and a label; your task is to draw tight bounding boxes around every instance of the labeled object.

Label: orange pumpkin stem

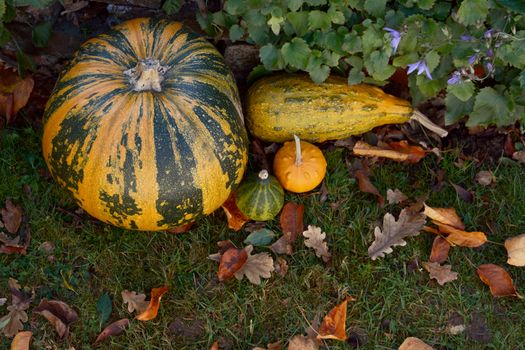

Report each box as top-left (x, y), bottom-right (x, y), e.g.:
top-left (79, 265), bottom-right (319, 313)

top-left (124, 58), bottom-right (168, 92)
top-left (293, 134), bottom-right (302, 166)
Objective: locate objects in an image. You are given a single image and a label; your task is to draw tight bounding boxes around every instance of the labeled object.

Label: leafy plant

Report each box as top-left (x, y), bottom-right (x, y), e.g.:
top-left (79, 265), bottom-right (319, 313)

top-left (196, 0), bottom-right (525, 127)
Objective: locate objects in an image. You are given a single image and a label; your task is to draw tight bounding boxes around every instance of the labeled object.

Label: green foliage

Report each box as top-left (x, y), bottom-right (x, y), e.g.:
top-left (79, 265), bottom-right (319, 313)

top-left (162, 0), bottom-right (184, 15)
top-left (96, 293), bottom-right (112, 328)
top-left (32, 21), bottom-right (52, 47)
top-left (195, 0), bottom-right (525, 127)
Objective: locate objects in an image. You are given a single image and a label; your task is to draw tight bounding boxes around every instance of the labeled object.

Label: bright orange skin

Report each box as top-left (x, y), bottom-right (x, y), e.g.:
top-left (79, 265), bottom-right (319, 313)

top-left (273, 140), bottom-right (327, 193)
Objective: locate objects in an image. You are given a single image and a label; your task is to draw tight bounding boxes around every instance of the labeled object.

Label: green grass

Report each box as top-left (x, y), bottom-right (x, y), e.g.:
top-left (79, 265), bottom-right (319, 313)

top-left (1, 127), bottom-right (525, 349)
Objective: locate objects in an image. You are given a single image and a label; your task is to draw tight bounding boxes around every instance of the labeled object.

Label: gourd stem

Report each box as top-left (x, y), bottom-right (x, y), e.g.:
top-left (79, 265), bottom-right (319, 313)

top-left (258, 169), bottom-right (269, 180)
top-left (293, 134), bottom-right (302, 166)
top-left (124, 58), bottom-right (168, 92)
top-left (410, 110), bottom-right (448, 138)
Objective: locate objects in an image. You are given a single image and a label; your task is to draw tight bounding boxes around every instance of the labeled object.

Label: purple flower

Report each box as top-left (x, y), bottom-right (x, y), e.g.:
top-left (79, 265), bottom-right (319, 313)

top-left (487, 49), bottom-right (494, 57)
top-left (460, 34), bottom-right (474, 41)
top-left (486, 62), bottom-right (494, 73)
top-left (447, 71), bottom-right (462, 85)
top-left (468, 54), bottom-right (477, 65)
top-left (407, 60), bottom-right (433, 80)
top-left (484, 29), bottom-right (496, 39)
top-left (384, 27), bottom-right (401, 55)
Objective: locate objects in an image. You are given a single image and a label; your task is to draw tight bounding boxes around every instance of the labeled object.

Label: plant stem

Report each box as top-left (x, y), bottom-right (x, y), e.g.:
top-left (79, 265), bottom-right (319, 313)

top-left (411, 110), bottom-right (448, 138)
top-left (293, 134), bottom-right (302, 166)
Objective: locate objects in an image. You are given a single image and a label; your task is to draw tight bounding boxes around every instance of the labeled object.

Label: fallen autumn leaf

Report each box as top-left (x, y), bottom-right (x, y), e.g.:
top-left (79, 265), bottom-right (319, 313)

top-left (33, 299), bottom-right (78, 339)
top-left (94, 318), bottom-right (130, 345)
top-left (477, 264), bottom-right (521, 298)
top-left (136, 285), bottom-right (169, 321)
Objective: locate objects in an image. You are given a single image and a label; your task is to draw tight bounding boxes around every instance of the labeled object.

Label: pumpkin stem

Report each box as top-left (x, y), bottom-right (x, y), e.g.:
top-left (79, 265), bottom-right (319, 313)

top-left (124, 58), bottom-right (169, 92)
top-left (293, 134), bottom-right (302, 166)
top-left (258, 169), bottom-right (269, 180)
top-left (410, 110), bottom-right (448, 138)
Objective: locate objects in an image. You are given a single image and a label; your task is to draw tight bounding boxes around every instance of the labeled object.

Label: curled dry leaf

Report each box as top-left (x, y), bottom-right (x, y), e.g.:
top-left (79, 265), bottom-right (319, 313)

top-left (94, 318), bottom-right (130, 345)
top-left (121, 290), bottom-right (149, 314)
top-left (475, 170), bottom-right (495, 186)
top-left (288, 335), bottom-right (318, 350)
top-left (280, 202), bottom-right (305, 242)
top-left (353, 140), bottom-right (426, 163)
top-left (221, 192), bottom-right (249, 231)
top-left (450, 183), bottom-right (474, 203)
top-left (209, 240), bottom-right (235, 262)
top-left (436, 224), bottom-right (487, 248)
top-left (33, 299), bottom-right (78, 339)
top-left (1, 200), bottom-right (23, 234)
top-left (234, 245), bottom-right (274, 285)
top-left (477, 264), bottom-right (521, 298)
top-left (399, 337), bottom-right (434, 350)
top-left (429, 236), bottom-right (450, 263)
top-left (0, 220), bottom-right (31, 255)
top-left (217, 247), bottom-right (248, 282)
top-left (0, 279), bottom-right (32, 337)
top-left (386, 188), bottom-right (408, 204)
top-left (422, 262), bottom-right (458, 285)
top-left (270, 232), bottom-right (294, 255)
top-left (10, 330), bottom-right (32, 350)
top-left (303, 225), bottom-right (331, 263)
top-left (354, 170), bottom-right (384, 206)
top-left (317, 297), bottom-right (355, 341)
top-left (368, 209), bottom-right (426, 260)
top-left (136, 285), bottom-right (169, 321)
top-left (423, 205), bottom-right (465, 230)
top-left (504, 234), bottom-right (525, 266)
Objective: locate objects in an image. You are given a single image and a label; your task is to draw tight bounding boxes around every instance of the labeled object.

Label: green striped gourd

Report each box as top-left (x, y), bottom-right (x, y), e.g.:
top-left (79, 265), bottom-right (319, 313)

top-left (235, 170), bottom-right (284, 221)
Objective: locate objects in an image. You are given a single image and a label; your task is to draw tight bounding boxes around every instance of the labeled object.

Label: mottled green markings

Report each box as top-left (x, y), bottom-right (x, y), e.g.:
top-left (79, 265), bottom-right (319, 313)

top-left (361, 104), bottom-right (378, 111)
top-left (153, 98), bottom-right (203, 227)
top-left (48, 88), bottom-right (127, 193)
top-left (236, 175), bottom-right (284, 220)
top-left (98, 190), bottom-right (141, 226)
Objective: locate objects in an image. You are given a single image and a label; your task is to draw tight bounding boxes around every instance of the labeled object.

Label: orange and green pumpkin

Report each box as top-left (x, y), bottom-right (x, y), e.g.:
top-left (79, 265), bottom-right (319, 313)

top-left (42, 18), bottom-right (248, 231)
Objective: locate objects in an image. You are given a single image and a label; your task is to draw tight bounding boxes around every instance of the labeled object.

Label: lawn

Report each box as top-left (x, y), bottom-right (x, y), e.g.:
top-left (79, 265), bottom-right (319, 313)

top-left (1, 125), bottom-right (525, 349)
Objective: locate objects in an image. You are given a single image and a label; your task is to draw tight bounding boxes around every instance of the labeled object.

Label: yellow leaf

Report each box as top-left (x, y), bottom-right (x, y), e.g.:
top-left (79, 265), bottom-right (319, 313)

top-left (136, 286), bottom-right (169, 321)
top-left (423, 205), bottom-right (465, 230)
top-left (10, 331), bottom-right (32, 350)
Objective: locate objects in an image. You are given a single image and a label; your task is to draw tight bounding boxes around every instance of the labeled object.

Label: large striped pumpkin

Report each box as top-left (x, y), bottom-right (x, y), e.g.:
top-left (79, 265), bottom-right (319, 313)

top-left (42, 18), bottom-right (248, 231)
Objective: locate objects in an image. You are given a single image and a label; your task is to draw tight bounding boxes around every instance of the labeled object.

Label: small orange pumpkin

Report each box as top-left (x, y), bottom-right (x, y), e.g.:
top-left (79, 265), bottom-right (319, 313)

top-left (273, 135), bottom-right (327, 193)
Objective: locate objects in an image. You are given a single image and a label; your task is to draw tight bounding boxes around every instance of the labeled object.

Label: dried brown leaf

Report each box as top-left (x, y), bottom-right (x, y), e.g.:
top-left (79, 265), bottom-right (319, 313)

top-left (317, 297), bottom-right (355, 340)
top-left (94, 318), bottom-right (130, 345)
top-left (475, 170), bottom-right (495, 186)
top-left (10, 330), bottom-right (32, 349)
top-left (210, 340), bottom-right (219, 350)
top-left (353, 140), bottom-right (410, 162)
top-left (280, 202), bottom-right (304, 242)
top-left (217, 247), bottom-right (248, 281)
top-left (166, 222), bottom-right (194, 234)
top-left (437, 224), bottom-right (487, 248)
top-left (1, 200), bottom-right (22, 234)
top-left (270, 232), bottom-right (294, 255)
top-left (355, 170), bottom-right (384, 206)
top-left (0, 65), bottom-right (34, 123)
top-left (221, 192), bottom-right (249, 231)
top-left (429, 236), bottom-right (450, 263)
top-left (477, 264), bottom-right (521, 298)
top-left (0, 309), bottom-right (27, 337)
top-left (234, 245), bottom-right (274, 285)
top-left (386, 189), bottom-right (408, 204)
top-left (387, 140), bottom-right (427, 163)
top-left (423, 205), bottom-right (465, 230)
top-left (422, 262), bottom-right (458, 285)
top-left (505, 234), bottom-right (525, 266)
top-left (33, 299), bottom-right (78, 339)
top-left (288, 335), bottom-right (318, 350)
top-left (451, 183), bottom-right (473, 203)
top-left (368, 209), bottom-right (426, 260)
top-left (0, 221), bottom-right (30, 256)
top-left (121, 290), bottom-right (148, 313)
top-left (274, 257), bottom-right (289, 277)
top-left (399, 337), bottom-right (434, 349)
top-left (136, 285), bottom-right (169, 321)
top-left (303, 225), bottom-right (331, 263)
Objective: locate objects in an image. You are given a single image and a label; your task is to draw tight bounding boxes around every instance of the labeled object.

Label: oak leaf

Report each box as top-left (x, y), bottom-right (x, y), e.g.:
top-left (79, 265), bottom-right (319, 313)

top-left (121, 290), bottom-right (148, 313)
top-left (368, 209), bottom-right (426, 260)
top-left (303, 225), bottom-right (331, 263)
top-left (504, 234), bottom-right (525, 266)
top-left (94, 318), bottom-right (130, 345)
top-left (217, 247), bottom-right (248, 281)
top-left (422, 262), bottom-right (458, 285)
top-left (399, 337), bottom-right (434, 349)
top-left (429, 236), bottom-right (450, 263)
top-left (33, 299), bottom-right (78, 339)
top-left (10, 330), bottom-right (32, 350)
top-left (476, 264), bottom-right (521, 298)
top-left (317, 297), bottom-right (355, 340)
top-left (234, 245), bottom-right (274, 285)
top-left (288, 335), bottom-right (318, 350)
top-left (0, 278), bottom-right (31, 337)
top-left (386, 189), bottom-right (408, 204)
top-left (136, 285), bottom-right (169, 321)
